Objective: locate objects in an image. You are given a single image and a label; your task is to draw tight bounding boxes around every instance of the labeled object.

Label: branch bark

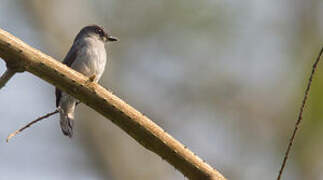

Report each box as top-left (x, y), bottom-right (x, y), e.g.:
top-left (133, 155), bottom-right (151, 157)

top-left (0, 28), bottom-right (226, 180)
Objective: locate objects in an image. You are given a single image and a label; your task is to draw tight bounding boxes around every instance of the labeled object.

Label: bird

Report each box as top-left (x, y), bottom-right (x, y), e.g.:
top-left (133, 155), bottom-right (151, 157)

top-left (55, 25), bottom-right (118, 137)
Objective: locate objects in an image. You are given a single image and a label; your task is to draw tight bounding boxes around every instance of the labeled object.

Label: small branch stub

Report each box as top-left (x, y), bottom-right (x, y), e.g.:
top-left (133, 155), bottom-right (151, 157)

top-left (0, 68), bottom-right (16, 89)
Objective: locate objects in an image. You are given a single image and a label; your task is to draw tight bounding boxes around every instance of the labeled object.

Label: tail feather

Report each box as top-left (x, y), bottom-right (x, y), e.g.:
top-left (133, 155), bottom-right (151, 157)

top-left (57, 93), bottom-right (77, 138)
top-left (60, 110), bottom-right (74, 138)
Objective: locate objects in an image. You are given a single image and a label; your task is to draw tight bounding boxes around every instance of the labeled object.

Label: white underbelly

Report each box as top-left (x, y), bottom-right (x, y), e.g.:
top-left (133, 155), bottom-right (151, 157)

top-left (71, 44), bottom-right (107, 81)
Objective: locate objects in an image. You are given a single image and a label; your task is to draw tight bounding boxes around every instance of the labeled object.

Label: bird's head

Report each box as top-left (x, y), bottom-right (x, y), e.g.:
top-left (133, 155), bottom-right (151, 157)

top-left (76, 25), bottom-right (118, 43)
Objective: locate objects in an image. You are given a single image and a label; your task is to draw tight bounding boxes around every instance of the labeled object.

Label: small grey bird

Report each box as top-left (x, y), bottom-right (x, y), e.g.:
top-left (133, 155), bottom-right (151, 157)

top-left (55, 25), bottom-right (118, 137)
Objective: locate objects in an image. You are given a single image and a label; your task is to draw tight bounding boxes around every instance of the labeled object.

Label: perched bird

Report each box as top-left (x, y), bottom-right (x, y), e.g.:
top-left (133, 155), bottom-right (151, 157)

top-left (55, 25), bottom-right (118, 137)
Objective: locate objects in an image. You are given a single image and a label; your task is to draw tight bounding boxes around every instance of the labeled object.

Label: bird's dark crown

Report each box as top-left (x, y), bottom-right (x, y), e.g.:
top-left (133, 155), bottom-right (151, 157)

top-left (75, 24), bottom-right (107, 41)
top-left (74, 24), bottom-right (118, 42)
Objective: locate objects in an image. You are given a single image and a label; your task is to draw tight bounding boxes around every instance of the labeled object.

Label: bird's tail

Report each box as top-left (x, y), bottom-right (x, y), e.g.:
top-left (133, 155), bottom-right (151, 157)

top-left (59, 109), bottom-right (74, 138)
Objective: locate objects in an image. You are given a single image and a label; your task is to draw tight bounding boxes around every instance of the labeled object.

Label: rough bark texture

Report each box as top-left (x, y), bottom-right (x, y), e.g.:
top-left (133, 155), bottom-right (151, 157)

top-left (0, 28), bottom-right (226, 180)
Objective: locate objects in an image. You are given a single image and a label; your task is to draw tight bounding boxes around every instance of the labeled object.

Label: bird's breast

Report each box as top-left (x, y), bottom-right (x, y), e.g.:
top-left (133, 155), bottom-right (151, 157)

top-left (71, 40), bottom-right (107, 80)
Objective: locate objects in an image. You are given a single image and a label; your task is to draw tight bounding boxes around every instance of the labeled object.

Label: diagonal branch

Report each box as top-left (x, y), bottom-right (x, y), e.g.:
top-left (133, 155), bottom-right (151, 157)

top-left (0, 28), bottom-right (226, 180)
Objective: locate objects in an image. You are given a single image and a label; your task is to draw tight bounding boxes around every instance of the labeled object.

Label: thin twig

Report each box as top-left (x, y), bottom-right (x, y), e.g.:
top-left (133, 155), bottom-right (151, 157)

top-left (277, 46), bottom-right (323, 180)
top-left (6, 109), bottom-right (59, 142)
top-left (0, 68), bottom-right (16, 89)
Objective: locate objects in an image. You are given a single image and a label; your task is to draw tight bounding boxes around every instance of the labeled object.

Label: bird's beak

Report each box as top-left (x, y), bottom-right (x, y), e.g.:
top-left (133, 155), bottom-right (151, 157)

top-left (107, 35), bottom-right (118, 42)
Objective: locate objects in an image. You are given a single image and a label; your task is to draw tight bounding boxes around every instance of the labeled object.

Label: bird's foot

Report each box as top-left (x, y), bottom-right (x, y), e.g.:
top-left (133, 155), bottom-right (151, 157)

top-left (86, 74), bottom-right (97, 86)
top-left (88, 74), bottom-right (97, 82)
top-left (85, 74), bottom-right (98, 94)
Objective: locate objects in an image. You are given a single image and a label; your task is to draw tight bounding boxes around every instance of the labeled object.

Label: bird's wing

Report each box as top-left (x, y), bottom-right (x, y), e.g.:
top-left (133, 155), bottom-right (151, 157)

top-left (55, 43), bottom-right (82, 107)
top-left (62, 42), bottom-right (81, 67)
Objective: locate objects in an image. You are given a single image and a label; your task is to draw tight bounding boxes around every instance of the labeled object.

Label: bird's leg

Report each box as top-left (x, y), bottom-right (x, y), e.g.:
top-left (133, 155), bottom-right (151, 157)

top-left (88, 74), bottom-right (97, 82)
top-left (85, 74), bottom-right (98, 94)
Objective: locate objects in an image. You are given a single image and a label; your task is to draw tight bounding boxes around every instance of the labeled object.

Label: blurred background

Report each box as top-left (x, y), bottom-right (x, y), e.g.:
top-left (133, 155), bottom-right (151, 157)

top-left (0, 0), bottom-right (322, 179)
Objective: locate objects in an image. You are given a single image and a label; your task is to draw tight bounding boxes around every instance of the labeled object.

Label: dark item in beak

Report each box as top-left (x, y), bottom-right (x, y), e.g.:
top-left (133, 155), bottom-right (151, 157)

top-left (107, 35), bottom-right (118, 42)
